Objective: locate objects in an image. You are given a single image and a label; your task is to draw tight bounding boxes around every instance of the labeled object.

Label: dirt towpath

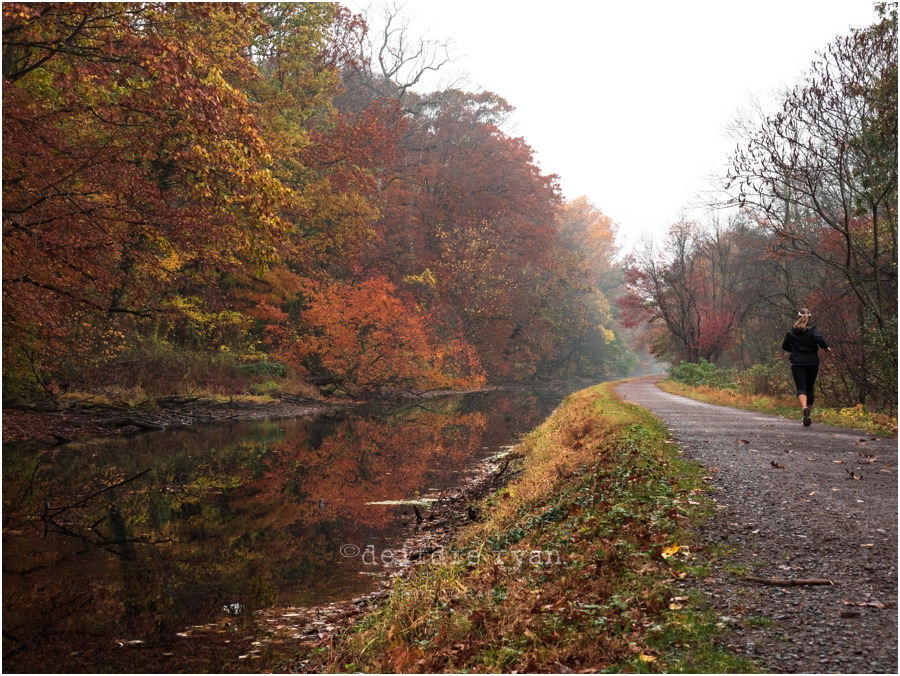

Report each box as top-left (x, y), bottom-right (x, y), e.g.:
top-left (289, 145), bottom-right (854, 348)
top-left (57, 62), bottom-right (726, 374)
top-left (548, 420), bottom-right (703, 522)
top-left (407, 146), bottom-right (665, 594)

top-left (616, 377), bottom-right (897, 674)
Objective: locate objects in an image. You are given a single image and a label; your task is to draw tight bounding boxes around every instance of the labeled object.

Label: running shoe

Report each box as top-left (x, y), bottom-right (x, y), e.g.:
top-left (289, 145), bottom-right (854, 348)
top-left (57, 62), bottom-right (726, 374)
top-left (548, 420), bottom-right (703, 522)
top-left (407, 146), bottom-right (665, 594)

top-left (802, 407), bottom-right (811, 427)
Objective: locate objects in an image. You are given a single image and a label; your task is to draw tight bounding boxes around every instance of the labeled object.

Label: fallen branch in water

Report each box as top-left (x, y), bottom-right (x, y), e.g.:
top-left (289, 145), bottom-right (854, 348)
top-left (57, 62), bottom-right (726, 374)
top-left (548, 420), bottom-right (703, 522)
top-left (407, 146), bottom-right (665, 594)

top-left (43, 468), bottom-right (151, 518)
top-left (102, 417), bottom-right (166, 431)
top-left (742, 576), bottom-right (833, 586)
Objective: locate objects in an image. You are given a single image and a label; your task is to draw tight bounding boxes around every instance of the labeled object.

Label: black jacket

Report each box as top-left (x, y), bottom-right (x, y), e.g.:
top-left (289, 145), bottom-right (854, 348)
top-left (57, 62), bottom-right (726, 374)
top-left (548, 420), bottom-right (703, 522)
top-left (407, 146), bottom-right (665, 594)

top-left (781, 326), bottom-right (829, 365)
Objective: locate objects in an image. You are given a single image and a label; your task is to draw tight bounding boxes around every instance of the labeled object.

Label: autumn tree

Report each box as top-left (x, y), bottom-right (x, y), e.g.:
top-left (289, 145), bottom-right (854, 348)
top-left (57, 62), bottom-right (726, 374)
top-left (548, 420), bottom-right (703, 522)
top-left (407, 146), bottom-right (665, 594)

top-left (2, 2), bottom-right (287, 392)
top-left (549, 198), bottom-right (634, 377)
top-left (284, 276), bottom-right (485, 394)
top-left (727, 6), bottom-right (896, 325)
top-left (725, 4), bottom-right (897, 409)
top-left (619, 218), bottom-right (763, 364)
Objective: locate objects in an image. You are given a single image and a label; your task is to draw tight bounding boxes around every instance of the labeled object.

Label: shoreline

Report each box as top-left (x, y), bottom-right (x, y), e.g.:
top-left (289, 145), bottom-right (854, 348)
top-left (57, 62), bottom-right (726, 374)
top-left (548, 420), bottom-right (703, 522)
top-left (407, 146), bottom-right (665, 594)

top-left (1, 379), bottom-right (606, 446)
top-left (0, 387), bottom-right (504, 446)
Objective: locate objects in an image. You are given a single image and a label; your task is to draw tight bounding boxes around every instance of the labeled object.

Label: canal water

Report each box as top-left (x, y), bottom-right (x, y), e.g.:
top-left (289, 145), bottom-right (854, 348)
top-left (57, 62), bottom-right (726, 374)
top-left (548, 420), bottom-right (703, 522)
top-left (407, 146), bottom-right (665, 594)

top-left (2, 384), bottom-right (586, 672)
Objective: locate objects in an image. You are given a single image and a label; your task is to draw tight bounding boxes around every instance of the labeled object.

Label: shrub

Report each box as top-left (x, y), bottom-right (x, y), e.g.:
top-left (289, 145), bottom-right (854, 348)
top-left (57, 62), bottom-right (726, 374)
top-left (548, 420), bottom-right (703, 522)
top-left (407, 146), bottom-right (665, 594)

top-left (669, 359), bottom-right (738, 389)
top-left (235, 360), bottom-right (288, 379)
top-left (737, 359), bottom-right (793, 397)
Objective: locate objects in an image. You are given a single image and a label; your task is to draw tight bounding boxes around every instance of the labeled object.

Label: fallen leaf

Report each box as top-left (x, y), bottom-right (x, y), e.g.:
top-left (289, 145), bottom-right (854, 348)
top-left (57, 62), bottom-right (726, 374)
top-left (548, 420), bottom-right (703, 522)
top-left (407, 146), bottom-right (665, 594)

top-left (751, 529), bottom-right (760, 534)
top-left (639, 652), bottom-right (656, 662)
top-left (669, 602), bottom-right (683, 610)
top-left (661, 543), bottom-right (680, 559)
top-left (858, 454), bottom-right (878, 463)
top-left (807, 457), bottom-right (815, 461)
top-left (840, 610), bottom-right (861, 618)
top-left (736, 439), bottom-right (749, 444)
top-left (846, 470), bottom-right (863, 480)
top-left (771, 461), bottom-right (785, 469)
top-left (833, 460), bottom-right (844, 463)
top-left (809, 492), bottom-right (815, 495)
top-left (860, 544), bottom-right (874, 548)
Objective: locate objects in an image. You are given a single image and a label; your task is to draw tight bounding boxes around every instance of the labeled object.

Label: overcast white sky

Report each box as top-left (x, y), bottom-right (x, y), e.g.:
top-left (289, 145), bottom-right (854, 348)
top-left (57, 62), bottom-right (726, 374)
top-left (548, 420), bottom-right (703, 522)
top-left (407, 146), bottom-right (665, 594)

top-left (349, 1), bottom-right (880, 245)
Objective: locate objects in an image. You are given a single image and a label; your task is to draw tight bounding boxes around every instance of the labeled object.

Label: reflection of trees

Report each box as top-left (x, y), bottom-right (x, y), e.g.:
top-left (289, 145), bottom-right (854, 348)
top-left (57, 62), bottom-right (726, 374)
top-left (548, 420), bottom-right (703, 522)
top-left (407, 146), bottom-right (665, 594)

top-left (3, 403), bottom-right (495, 672)
top-left (247, 409), bottom-right (488, 529)
top-left (2, 389), bottom-right (580, 671)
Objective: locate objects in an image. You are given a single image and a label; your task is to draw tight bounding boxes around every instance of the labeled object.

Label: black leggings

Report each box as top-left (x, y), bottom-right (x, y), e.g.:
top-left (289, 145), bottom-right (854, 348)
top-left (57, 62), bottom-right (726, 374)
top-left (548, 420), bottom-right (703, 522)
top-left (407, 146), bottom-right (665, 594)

top-left (790, 364), bottom-right (819, 406)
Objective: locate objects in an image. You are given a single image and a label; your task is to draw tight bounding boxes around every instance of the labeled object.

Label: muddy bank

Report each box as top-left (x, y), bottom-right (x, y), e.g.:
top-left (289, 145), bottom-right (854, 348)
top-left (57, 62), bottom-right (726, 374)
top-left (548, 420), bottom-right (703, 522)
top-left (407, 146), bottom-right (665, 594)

top-left (1, 385), bottom-right (513, 445)
top-left (2, 377), bottom-right (603, 446)
top-left (1, 395), bottom-right (324, 445)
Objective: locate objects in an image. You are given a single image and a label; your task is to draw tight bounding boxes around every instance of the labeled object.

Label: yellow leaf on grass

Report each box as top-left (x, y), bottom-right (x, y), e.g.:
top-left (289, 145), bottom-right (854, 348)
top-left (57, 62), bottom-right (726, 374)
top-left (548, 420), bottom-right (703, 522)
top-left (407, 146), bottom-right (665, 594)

top-left (669, 602), bottom-right (683, 610)
top-left (639, 652), bottom-right (657, 662)
top-left (661, 543), bottom-right (680, 559)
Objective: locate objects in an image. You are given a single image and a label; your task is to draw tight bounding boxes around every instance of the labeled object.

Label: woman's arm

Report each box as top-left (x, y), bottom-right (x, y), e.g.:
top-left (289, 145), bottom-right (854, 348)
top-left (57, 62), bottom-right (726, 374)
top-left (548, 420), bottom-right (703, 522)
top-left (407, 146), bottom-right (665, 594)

top-left (812, 327), bottom-right (829, 350)
top-left (781, 332), bottom-right (792, 352)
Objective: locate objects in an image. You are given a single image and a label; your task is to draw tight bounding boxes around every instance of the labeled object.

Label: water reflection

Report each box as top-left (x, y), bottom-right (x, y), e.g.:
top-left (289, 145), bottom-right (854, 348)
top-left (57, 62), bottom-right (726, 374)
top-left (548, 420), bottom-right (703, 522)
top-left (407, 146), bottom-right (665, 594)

top-left (2, 385), bottom-right (584, 672)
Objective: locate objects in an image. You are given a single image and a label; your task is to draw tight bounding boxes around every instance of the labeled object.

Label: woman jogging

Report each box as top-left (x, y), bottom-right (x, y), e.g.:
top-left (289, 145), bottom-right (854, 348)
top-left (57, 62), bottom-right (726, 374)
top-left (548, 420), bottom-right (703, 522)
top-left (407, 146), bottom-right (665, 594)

top-left (781, 308), bottom-right (831, 427)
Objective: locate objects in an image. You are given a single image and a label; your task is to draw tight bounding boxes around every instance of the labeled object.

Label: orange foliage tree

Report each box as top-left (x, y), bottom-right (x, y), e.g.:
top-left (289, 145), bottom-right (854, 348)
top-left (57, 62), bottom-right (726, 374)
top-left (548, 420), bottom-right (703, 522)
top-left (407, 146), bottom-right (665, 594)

top-left (285, 277), bottom-right (485, 394)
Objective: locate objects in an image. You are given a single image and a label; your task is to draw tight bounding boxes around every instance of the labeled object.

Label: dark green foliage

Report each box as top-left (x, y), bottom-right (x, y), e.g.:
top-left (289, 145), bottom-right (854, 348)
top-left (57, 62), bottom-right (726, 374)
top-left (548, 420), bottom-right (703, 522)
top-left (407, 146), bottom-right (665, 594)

top-left (669, 359), bottom-right (738, 390)
top-left (234, 361), bottom-right (288, 379)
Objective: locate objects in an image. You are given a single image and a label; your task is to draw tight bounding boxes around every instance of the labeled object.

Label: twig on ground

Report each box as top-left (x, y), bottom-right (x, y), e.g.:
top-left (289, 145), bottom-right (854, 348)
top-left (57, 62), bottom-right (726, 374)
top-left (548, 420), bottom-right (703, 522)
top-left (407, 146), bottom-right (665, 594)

top-left (742, 576), bottom-right (834, 586)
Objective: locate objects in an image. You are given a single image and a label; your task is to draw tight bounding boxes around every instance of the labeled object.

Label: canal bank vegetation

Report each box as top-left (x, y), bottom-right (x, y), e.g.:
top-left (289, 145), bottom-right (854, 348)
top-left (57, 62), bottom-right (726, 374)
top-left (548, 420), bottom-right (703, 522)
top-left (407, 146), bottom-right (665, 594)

top-left (660, 360), bottom-right (898, 438)
top-left (304, 383), bottom-right (756, 673)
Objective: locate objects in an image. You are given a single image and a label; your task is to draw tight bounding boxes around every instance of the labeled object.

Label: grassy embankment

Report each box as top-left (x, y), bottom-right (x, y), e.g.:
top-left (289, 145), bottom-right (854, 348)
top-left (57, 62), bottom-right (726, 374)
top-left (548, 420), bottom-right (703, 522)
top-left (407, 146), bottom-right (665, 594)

top-left (656, 380), bottom-right (898, 438)
top-left (306, 382), bottom-right (757, 674)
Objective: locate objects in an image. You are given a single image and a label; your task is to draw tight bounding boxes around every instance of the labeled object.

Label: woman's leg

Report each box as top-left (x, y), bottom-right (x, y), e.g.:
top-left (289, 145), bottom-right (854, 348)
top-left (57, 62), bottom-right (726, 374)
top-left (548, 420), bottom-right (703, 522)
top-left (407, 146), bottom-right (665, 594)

top-left (806, 365), bottom-right (819, 408)
top-left (791, 365), bottom-right (812, 425)
top-left (791, 365), bottom-right (808, 405)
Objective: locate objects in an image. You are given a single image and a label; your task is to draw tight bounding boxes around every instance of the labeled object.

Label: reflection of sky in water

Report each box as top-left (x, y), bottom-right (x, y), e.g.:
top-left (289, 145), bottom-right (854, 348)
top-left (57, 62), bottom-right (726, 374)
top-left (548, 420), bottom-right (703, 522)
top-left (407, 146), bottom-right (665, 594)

top-left (2, 384), bottom-right (585, 672)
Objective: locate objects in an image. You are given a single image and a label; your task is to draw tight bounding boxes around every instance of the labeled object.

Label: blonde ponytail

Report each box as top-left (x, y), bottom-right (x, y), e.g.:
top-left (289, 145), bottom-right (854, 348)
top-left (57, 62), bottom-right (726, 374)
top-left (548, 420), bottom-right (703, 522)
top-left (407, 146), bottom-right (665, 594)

top-left (793, 308), bottom-right (811, 333)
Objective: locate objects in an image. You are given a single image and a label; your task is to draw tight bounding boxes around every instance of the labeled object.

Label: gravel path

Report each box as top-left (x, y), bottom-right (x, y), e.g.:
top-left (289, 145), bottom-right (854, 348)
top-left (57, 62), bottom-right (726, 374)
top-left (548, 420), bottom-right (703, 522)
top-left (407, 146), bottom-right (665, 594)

top-left (616, 378), bottom-right (898, 674)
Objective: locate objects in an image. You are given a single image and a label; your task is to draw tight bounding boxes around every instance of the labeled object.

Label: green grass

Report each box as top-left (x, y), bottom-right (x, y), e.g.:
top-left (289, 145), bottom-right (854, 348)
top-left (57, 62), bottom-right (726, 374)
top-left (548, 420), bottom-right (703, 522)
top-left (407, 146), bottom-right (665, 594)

top-left (742, 616), bottom-right (775, 629)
